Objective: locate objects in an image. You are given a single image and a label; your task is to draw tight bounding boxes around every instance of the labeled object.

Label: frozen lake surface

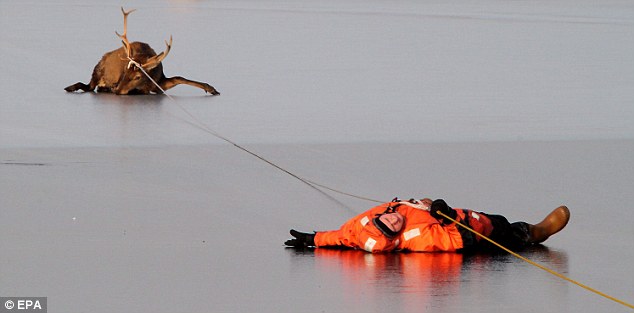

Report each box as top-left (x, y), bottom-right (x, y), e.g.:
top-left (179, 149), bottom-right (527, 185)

top-left (1, 1), bottom-right (633, 312)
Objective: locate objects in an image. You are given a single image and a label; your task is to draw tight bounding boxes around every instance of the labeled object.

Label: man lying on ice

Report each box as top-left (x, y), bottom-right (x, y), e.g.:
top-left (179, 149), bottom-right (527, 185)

top-left (284, 198), bottom-right (570, 253)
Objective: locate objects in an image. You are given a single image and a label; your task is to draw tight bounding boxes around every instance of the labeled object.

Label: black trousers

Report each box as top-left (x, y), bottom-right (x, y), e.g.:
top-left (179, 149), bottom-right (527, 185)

top-left (458, 213), bottom-right (530, 253)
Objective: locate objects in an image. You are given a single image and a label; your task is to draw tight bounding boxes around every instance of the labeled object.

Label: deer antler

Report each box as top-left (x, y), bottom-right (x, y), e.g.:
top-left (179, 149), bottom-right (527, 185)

top-left (142, 35), bottom-right (173, 70)
top-left (115, 7), bottom-right (136, 62)
top-left (143, 35), bottom-right (172, 70)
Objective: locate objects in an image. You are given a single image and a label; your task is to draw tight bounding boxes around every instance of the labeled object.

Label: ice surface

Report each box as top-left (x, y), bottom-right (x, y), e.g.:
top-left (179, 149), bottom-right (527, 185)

top-left (1, 1), bottom-right (633, 312)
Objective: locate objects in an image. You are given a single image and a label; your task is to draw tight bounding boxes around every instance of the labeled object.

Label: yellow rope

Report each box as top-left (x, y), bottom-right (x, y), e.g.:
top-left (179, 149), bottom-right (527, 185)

top-left (436, 211), bottom-right (634, 310)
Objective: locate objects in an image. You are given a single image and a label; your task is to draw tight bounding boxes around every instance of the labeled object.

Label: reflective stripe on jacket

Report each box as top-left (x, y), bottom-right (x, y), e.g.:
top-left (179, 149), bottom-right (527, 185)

top-left (314, 202), bottom-right (401, 253)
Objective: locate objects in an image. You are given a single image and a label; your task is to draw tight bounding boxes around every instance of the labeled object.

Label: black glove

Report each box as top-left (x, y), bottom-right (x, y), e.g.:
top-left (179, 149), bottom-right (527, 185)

top-left (430, 199), bottom-right (457, 225)
top-left (285, 229), bottom-right (316, 248)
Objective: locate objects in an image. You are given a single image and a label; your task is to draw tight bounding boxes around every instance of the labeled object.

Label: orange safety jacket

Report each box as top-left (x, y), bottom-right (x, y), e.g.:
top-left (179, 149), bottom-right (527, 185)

top-left (314, 202), bottom-right (402, 253)
top-left (397, 208), bottom-right (494, 252)
top-left (314, 201), bottom-right (496, 253)
top-left (397, 210), bottom-right (464, 252)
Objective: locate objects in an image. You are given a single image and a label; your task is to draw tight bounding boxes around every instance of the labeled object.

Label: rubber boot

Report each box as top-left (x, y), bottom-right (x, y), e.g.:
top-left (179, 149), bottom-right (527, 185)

top-left (528, 206), bottom-right (571, 244)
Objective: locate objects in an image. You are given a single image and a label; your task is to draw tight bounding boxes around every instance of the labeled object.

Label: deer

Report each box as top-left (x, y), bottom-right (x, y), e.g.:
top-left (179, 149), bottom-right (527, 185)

top-left (65, 7), bottom-right (219, 96)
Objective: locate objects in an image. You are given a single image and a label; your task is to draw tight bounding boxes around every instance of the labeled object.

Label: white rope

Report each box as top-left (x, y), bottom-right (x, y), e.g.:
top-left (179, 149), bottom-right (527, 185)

top-left (128, 58), bottom-right (374, 211)
top-left (128, 58), bottom-right (174, 102)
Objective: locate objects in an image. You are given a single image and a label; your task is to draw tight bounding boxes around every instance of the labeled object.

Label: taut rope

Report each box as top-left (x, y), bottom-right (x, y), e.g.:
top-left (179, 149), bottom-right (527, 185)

top-left (129, 59), bottom-right (375, 212)
top-left (129, 56), bottom-right (633, 310)
top-left (436, 210), bottom-right (634, 310)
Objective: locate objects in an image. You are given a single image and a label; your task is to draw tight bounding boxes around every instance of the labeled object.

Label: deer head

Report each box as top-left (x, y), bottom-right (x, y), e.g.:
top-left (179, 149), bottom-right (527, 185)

top-left (113, 7), bottom-right (172, 94)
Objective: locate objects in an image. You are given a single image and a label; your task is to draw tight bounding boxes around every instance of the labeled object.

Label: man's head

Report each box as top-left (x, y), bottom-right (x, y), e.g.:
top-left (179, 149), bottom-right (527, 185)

top-left (373, 212), bottom-right (405, 238)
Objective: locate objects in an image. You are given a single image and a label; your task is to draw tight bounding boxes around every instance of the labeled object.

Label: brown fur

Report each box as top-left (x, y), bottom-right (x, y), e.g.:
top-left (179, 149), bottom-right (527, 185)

top-left (65, 8), bottom-right (219, 95)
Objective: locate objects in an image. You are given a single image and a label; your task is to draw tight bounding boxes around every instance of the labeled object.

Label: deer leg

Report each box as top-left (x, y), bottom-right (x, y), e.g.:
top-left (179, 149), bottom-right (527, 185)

top-left (65, 72), bottom-right (100, 92)
top-left (64, 82), bottom-right (94, 92)
top-left (159, 76), bottom-right (220, 95)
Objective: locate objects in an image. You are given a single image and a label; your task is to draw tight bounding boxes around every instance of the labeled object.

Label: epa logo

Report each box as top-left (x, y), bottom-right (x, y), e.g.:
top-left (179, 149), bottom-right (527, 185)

top-left (1, 298), bottom-right (46, 312)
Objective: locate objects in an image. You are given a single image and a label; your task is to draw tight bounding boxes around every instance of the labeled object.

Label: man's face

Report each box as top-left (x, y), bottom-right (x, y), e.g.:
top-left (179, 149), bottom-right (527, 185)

top-left (379, 212), bottom-right (405, 233)
top-left (420, 198), bottom-right (432, 209)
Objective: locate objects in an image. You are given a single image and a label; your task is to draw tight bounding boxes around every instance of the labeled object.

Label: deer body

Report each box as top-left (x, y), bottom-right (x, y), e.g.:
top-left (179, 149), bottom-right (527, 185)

top-left (65, 8), bottom-right (219, 95)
